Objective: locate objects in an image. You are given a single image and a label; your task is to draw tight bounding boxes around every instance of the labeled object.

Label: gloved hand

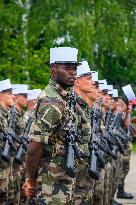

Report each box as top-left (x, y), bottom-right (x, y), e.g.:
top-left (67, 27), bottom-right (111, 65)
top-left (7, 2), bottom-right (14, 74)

top-left (22, 178), bottom-right (36, 198)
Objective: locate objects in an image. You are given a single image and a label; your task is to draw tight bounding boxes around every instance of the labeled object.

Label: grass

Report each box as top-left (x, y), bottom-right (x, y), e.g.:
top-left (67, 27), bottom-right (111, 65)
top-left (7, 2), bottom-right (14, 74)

top-left (132, 142), bottom-right (136, 152)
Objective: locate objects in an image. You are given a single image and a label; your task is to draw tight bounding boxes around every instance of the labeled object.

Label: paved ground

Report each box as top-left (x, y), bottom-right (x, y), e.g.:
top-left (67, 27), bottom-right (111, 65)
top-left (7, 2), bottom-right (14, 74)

top-left (115, 152), bottom-right (136, 205)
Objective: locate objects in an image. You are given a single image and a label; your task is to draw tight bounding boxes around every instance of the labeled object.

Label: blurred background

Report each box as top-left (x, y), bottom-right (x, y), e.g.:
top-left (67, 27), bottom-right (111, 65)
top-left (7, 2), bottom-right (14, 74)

top-left (0, 0), bottom-right (136, 91)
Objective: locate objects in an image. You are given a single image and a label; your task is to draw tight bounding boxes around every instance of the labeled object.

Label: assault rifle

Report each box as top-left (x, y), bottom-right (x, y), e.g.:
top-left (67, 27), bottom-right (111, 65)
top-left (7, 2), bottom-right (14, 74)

top-left (111, 111), bottom-right (128, 153)
top-left (65, 87), bottom-right (78, 178)
top-left (88, 99), bottom-right (105, 180)
top-left (103, 106), bottom-right (118, 160)
top-left (15, 116), bottom-right (33, 164)
top-left (1, 105), bottom-right (21, 163)
top-left (96, 101), bottom-right (117, 160)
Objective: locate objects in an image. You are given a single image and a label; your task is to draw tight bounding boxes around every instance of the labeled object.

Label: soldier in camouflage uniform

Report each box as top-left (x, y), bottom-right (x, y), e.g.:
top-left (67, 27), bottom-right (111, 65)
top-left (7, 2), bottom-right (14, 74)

top-left (0, 79), bottom-right (15, 205)
top-left (92, 81), bottom-right (108, 205)
top-left (23, 47), bottom-right (82, 205)
top-left (10, 84), bottom-right (29, 205)
top-left (27, 89), bottom-right (41, 112)
top-left (117, 98), bottom-right (133, 199)
top-left (110, 94), bottom-right (123, 205)
top-left (73, 61), bottom-right (100, 205)
top-left (100, 86), bottom-right (113, 205)
top-left (100, 86), bottom-right (122, 205)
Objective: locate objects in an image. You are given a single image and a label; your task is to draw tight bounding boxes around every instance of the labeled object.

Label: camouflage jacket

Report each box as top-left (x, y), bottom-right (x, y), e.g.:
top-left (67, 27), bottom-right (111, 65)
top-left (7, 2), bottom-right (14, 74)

top-left (29, 80), bottom-right (92, 157)
top-left (0, 105), bottom-right (9, 134)
top-left (76, 96), bottom-right (91, 155)
top-left (29, 79), bottom-right (77, 146)
top-left (0, 105), bottom-right (10, 169)
top-left (14, 108), bottom-right (28, 136)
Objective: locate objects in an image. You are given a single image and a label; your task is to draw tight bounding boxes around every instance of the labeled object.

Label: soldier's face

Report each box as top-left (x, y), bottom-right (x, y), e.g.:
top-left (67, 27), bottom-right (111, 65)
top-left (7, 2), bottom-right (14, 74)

top-left (54, 64), bottom-right (77, 87)
top-left (15, 94), bottom-right (28, 108)
top-left (119, 99), bottom-right (127, 112)
top-left (0, 91), bottom-right (14, 108)
top-left (76, 75), bottom-right (95, 92)
top-left (111, 99), bottom-right (117, 111)
top-left (78, 75), bottom-right (100, 101)
top-left (101, 94), bottom-right (111, 109)
top-left (87, 87), bottom-right (100, 101)
top-left (27, 99), bottom-right (36, 110)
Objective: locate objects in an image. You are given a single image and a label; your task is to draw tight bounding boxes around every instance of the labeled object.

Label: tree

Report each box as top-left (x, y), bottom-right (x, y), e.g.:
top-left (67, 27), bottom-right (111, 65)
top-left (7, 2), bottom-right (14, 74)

top-left (0, 0), bottom-right (136, 91)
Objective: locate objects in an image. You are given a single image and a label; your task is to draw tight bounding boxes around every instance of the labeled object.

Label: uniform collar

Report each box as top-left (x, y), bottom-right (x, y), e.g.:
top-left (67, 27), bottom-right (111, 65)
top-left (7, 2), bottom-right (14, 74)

top-left (49, 79), bottom-right (68, 99)
top-left (0, 105), bottom-right (9, 117)
top-left (77, 95), bottom-right (88, 110)
top-left (15, 107), bottom-right (25, 116)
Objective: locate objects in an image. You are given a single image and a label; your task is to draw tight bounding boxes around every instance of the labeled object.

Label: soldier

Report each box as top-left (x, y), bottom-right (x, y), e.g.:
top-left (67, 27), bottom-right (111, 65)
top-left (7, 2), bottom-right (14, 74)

top-left (0, 79), bottom-right (15, 205)
top-left (23, 47), bottom-right (81, 205)
top-left (99, 83), bottom-right (113, 205)
top-left (116, 85), bottom-right (134, 199)
top-left (109, 90), bottom-right (123, 205)
top-left (10, 84), bottom-right (29, 204)
top-left (12, 84), bottom-right (29, 135)
top-left (26, 88), bottom-right (42, 203)
top-left (73, 61), bottom-right (99, 205)
top-left (27, 89), bottom-right (41, 111)
top-left (92, 80), bottom-right (109, 205)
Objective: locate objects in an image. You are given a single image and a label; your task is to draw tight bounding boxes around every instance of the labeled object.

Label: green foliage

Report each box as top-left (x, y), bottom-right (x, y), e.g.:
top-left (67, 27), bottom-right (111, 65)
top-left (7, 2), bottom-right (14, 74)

top-left (132, 142), bottom-right (136, 152)
top-left (0, 0), bottom-right (136, 91)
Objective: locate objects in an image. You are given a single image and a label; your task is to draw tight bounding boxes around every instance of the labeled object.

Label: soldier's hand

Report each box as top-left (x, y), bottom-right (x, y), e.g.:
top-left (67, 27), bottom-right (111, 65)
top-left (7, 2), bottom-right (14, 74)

top-left (22, 178), bottom-right (36, 197)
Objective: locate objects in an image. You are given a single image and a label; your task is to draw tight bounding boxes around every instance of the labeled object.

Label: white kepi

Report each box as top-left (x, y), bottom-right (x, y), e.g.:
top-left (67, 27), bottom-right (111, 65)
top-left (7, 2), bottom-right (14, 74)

top-left (112, 89), bottom-right (118, 98)
top-left (27, 89), bottom-right (41, 101)
top-left (12, 84), bottom-right (28, 95)
top-left (98, 79), bottom-right (108, 91)
top-left (77, 61), bottom-right (94, 77)
top-left (50, 47), bottom-right (79, 64)
top-left (91, 71), bottom-right (98, 82)
top-left (122, 84), bottom-right (135, 101)
top-left (0, 79), bottom-right (12, 92)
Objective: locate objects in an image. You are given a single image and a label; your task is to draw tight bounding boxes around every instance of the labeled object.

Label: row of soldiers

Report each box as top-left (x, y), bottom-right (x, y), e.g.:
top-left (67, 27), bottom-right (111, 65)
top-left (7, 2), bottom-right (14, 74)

top-left (0, 81), bottom-right (41, 204)
top-left (0, 47), bottom-right (135, 205)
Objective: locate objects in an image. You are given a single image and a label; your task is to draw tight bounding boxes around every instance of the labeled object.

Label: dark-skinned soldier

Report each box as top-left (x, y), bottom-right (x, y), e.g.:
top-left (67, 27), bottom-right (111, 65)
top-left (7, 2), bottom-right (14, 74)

top-left (23, 47), bottom-right (82, 205)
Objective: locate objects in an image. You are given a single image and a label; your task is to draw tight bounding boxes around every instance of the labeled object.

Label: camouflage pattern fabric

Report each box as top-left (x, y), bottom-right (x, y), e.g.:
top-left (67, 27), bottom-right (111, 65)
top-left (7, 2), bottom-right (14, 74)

top-left (102, 114), bottom-right (114, 205)
top-left (12, 110), bottom-right (28, 205)
top-left (93, 168), bottom-right (105, 205)
top-left (73, 163), bottom-right (94, 205)
top-left (118, 141), bottom-right (132, 188)
top-left (14, 108), bottom-right (28, 136)
top-left (29, 79), bottom-right (79, 204)
top-left (110, 152), bottom-right (123, 199)
top-left (10, 109), bottom-right (28, 205)
top-left (0, 105), bottom-right (11, 204)
top-left (103, 161), bottom-right (112, 205)
top-left (72, 96), bottom-right (94, 205)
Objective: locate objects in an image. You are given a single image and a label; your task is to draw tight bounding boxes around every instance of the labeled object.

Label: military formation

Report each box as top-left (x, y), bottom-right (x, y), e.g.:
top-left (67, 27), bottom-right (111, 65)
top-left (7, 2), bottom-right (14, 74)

top-left (0, 47), bottom-right (135, 205)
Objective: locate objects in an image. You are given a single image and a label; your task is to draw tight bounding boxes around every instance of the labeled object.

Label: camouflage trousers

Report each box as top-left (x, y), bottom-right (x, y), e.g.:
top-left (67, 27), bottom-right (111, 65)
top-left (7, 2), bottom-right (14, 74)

top-left (103, 161), bottom-right (113, 205)
top-left (93, 168), bottom-right (105, 205)
top-left (0, 166), bottom-right (10, 205)
top-left (118, 142), bottom-right (132, 188)
top-left (8, 163), bottom-right (25, 205)
top-left (111, 153), bottom-right (123, 198)
top-left (35, 157), bottom-right (75, 205)
top-left (72, 162), bottom-right (94, 205)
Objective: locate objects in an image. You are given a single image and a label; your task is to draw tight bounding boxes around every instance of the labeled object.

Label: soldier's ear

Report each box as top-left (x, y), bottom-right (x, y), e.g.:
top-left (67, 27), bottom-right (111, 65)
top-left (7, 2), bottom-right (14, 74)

top-left (50, 64), bottom-right (57, 78)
